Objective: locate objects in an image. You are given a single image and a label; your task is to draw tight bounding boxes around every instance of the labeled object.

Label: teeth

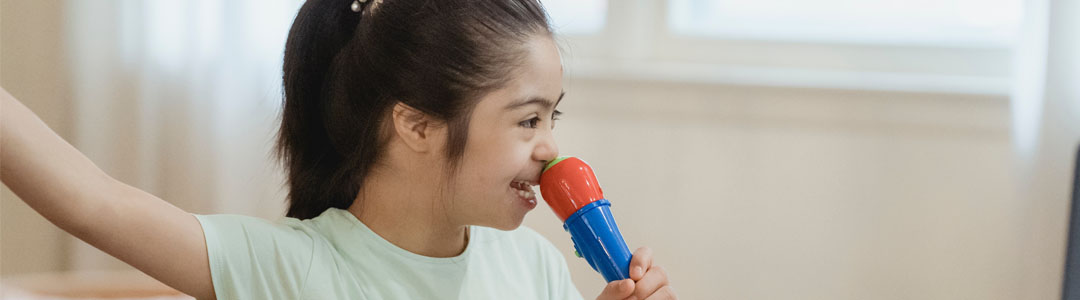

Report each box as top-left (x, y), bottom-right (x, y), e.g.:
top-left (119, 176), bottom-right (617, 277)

top-left (511, 181), bottom-right (535, 199)
top-left (512, 180), bottom-right (531, 190)
top-left (513, 180), bottom-right (535, 188)
top-left (516, 189), bottom-right (535, 199)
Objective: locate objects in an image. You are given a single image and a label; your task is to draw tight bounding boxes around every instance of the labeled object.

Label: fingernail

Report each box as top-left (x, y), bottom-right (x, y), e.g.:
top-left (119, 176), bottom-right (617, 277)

top-left (634, 266), bottom-right (643, 277)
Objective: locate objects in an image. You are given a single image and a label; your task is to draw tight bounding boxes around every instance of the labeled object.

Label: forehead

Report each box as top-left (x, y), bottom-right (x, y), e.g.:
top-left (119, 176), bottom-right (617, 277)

top-left (512, 34), bottom-right (563, 94)
top-left (475, 35), bottom-right (564, 112)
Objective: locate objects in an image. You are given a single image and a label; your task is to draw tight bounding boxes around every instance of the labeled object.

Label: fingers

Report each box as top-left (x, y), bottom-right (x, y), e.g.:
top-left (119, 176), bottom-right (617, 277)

top-left (596, 279), bottom-right (635, 300)
top-left (626, 247), bottom-right (675, 300)
top-left (643, 285), bottom-right (678, 300)
top-left (629, 247), bottom-right (653, 281)
top-left (631, 265), bottom-right (670, 300)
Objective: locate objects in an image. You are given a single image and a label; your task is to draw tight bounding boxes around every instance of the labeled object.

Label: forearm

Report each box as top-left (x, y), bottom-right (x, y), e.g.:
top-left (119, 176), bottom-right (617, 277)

top-left (1, 87), bottom-right (117, 230)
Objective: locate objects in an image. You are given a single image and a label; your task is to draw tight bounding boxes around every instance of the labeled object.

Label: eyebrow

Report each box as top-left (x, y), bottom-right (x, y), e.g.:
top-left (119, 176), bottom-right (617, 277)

top-left (503, 91), bottom-right (565, 111)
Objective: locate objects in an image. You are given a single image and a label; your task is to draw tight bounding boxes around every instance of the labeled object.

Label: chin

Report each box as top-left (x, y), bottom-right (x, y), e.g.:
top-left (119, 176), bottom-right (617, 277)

top-left (483, 215), bottom-right (526, 231)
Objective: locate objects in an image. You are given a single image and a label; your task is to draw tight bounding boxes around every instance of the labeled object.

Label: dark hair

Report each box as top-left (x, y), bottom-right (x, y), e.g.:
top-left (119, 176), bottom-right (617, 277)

top-left (277, 0), bottom-right (552, 219)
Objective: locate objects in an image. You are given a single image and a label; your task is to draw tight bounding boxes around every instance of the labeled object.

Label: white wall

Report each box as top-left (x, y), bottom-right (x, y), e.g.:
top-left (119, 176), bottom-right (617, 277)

top-left (523, 79), bottom-right (1016, 299)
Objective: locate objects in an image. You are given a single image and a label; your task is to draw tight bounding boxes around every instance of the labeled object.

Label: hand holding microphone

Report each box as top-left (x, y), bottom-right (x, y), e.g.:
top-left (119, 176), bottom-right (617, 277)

top-left (539, 156), bottom-right (678, 299)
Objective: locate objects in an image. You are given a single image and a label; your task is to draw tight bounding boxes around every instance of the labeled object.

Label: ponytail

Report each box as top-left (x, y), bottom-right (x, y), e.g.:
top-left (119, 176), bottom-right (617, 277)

top-left (278, 0), bottom-right (365, 219)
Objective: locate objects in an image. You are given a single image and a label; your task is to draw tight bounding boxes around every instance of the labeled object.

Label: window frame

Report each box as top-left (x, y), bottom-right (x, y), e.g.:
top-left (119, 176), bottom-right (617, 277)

top-left (554, 0), bottom-right (1013, 96)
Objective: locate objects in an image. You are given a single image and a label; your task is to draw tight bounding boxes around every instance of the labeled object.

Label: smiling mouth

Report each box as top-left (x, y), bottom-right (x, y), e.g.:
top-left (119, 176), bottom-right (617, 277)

top-left (510, 180), bottom-right (537, 201)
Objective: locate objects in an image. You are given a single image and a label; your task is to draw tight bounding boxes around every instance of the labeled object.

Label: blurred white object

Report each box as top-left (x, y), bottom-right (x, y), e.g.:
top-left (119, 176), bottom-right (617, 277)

top-left (542, 0), bottom-right (607, 34)
top-left (1010, 0), bottom-right (1080, 298)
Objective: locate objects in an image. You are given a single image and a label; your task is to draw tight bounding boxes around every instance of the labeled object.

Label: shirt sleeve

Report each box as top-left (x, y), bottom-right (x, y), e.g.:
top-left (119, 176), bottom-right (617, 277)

top-left (193, 213), bottom-right (316, 300)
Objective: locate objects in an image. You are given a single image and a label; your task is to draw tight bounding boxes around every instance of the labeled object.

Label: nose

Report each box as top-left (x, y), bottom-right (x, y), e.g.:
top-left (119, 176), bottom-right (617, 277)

top-left (533, 129), bottom-right (559, 164)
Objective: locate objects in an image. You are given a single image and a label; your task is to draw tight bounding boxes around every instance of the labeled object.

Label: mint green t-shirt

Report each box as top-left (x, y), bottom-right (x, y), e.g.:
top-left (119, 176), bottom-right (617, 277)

top-left (193, 208), bottom-right (584, 299)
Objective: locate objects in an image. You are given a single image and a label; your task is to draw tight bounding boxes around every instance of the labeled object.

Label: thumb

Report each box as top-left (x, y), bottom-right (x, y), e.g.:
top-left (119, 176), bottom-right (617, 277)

top-left (596, 279), bottom-right (635, 300)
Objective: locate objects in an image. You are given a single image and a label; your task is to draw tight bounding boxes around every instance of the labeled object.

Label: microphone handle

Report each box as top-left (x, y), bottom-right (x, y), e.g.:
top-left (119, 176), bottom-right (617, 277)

top-left (563, 199), bottom-right (633, 282)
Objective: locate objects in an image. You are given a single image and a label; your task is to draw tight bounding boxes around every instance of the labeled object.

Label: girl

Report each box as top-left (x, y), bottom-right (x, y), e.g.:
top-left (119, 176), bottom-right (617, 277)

top-left (0, 0), bottom-right (675, 299)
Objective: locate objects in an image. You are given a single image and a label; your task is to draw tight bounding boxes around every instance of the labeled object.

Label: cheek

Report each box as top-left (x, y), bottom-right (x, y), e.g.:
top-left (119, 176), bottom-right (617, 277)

top-left (461, 132), bottom-right (525, 185)
top-left (456, 134), bottom-right (508, 183)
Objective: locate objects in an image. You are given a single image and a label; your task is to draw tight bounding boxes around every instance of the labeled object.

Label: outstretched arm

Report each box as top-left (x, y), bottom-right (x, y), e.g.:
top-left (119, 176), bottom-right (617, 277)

top-left (0, 88), bottom-right (215, 300)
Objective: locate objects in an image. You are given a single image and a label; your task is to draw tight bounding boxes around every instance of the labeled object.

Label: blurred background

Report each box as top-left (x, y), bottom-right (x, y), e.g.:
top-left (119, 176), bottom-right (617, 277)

top-left (1, 0), bottom-right (1078, 299)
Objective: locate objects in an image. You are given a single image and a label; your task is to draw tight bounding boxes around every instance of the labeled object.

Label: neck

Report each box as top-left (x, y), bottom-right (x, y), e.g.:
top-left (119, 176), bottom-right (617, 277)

top-left (347, 163), bottom-right (469, 258)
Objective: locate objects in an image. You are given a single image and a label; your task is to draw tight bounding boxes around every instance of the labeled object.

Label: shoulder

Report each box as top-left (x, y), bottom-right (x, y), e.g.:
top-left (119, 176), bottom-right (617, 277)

top-left (193, 213), bottom-right (328, 299)
top-left (194, 213), bottom-right (325, 248)
top-left (191, 213), bottom-right (329, 265)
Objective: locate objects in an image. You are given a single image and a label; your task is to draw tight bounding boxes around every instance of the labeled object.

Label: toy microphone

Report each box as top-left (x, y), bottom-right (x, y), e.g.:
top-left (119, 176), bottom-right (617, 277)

top-left (539, 156), bottom-right (632, 282)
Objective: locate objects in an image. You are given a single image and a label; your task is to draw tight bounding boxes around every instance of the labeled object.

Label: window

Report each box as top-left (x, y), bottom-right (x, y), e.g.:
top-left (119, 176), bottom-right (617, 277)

top-left (545, 0), bottom-right (1019, 95)
top-left (669, 0), bottom-right (1023, 48)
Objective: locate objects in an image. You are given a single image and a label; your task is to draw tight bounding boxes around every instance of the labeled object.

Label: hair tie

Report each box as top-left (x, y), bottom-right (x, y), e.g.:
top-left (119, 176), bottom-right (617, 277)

top-left (352, 0), bottom-right (383, 13)
top-left (351, 0), bottom-right (366, 12)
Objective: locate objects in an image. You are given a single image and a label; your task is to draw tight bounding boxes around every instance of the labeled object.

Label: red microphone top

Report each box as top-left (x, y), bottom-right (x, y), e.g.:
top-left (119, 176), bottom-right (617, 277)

top-left (539, 157), bottom-right (605, 221)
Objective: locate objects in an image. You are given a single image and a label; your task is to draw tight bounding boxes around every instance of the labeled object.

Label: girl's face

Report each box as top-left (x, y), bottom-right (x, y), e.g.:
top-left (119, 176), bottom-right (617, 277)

top-left (450, 34), bottom-right (563, 230)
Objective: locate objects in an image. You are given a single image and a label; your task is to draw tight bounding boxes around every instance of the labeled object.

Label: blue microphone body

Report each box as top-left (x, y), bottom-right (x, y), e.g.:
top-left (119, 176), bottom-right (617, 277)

top-left (564, 199), bottom-right (633, 282)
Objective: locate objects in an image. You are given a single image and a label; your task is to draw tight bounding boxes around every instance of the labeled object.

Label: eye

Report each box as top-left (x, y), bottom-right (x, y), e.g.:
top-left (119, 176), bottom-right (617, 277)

top-left (519, 117), bottom-right (541, 129)
top-left (551, 110), bottom-right (562, 128)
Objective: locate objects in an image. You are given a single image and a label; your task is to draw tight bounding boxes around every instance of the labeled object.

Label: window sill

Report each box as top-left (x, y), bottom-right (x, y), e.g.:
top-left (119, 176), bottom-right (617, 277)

top-left (566, 58), bottom-right (1012, 97)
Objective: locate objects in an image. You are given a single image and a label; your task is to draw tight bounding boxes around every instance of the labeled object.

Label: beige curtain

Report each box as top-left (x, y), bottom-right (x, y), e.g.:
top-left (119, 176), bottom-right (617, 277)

top-left (62, 0), bottom-right (301, 271)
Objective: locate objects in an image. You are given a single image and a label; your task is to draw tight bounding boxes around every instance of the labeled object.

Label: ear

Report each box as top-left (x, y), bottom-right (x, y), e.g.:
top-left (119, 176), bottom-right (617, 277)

top-left (391, 102), bottom-right (443, 153)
